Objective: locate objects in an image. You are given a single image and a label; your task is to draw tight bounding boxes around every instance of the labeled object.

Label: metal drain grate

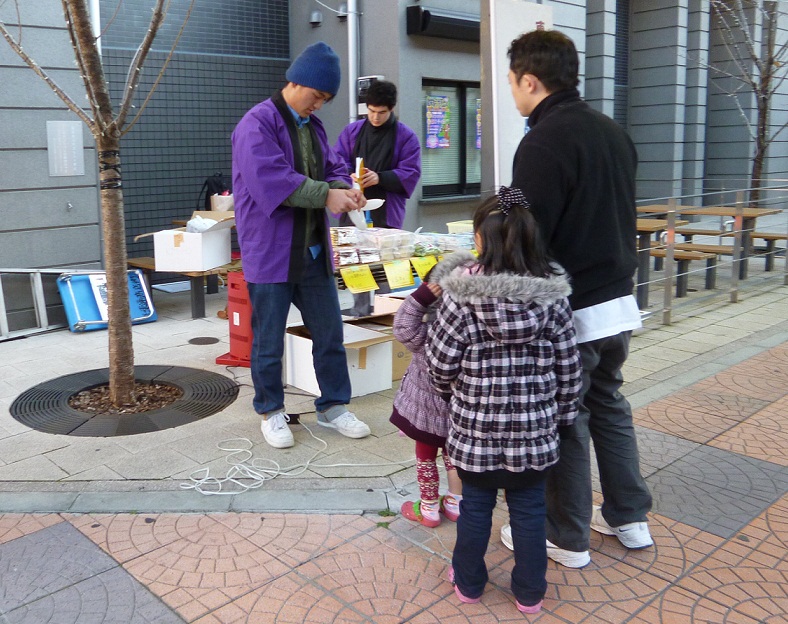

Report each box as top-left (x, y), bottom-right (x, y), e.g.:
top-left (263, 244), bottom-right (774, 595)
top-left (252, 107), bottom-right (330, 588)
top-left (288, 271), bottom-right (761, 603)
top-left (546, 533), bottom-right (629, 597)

top-left (10, 365), bottom-right (239, 437)
top-left (188, 337), bottom-right (220, 345)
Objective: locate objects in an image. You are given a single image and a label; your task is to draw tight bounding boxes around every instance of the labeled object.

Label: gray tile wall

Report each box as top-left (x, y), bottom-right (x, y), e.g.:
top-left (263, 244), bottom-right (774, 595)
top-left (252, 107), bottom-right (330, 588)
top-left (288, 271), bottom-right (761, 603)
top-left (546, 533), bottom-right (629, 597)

top-left (99, 0), bottom-right (291, 256)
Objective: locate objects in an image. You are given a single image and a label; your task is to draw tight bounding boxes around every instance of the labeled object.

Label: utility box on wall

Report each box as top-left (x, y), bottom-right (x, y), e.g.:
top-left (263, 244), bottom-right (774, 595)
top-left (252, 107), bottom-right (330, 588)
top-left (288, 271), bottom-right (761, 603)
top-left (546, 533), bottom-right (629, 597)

top-left (357, 75), bottom-right (384, 116)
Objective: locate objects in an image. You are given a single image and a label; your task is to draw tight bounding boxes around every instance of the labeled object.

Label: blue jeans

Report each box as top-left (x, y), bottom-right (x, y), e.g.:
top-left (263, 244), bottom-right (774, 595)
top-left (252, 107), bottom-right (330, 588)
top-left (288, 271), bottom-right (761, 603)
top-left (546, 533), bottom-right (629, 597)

top-left (546, 331), bottom-right (652, 551)
top-left (247, 251), bottom-right (351, 414)
top-left (452, 479), bottom-right (547, 606)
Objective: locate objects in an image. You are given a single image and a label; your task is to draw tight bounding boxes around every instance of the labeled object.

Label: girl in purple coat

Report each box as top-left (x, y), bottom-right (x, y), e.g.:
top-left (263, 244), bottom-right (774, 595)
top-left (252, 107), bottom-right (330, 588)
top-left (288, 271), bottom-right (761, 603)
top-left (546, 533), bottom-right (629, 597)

top-left (390, 258), bottom-right (466, 528)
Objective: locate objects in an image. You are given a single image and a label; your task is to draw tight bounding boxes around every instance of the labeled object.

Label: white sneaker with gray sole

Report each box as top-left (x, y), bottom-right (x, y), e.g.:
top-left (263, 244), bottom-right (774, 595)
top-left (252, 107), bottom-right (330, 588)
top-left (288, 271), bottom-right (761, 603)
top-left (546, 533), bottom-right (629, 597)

top-left (504, 524), bottom-right (591, 568)
top-left (317, 410), bottom-right (371, 439)
top-left (546, 540), bottom-right (591, 568)
top-left (591, 505), bottom-right (653, 549)
top-left (260, 410), bottom-right (294, 449)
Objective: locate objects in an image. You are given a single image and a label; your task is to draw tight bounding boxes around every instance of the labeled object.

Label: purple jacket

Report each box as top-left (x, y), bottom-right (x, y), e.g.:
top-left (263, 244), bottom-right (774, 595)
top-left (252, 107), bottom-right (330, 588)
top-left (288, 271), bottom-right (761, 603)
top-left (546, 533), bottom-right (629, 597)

top-left (232, 95), bottom-right (351, 283)
top-left (333, 119), bottom-right (421, 229)
top-left (389, 255), bottom-right (463, 444)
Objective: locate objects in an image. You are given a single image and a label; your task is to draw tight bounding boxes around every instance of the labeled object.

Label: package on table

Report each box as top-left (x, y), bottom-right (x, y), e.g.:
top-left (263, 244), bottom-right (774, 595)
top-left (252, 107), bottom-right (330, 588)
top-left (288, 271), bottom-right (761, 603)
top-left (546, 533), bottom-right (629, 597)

top-left (359, 228), bottom-right (416, 249)
top-left (333, 246), bottom-right (360, 266)
top-left (415, 232), bottom-right (475, 255)
top-left (135, 211), bottom-right (235, 272)
top-left (331, 227), bottom-right (360, 246)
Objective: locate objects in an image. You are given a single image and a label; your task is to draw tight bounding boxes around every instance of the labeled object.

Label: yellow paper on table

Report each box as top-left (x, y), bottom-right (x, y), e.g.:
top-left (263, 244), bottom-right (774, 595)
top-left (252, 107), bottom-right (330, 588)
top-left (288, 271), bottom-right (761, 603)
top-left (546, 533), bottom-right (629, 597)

top-left (410, 256), bottom-right (438, 280)
top-left (340, 264), bottom-right (378, 293)
top-left (382, 260), bottom-right (415, 290)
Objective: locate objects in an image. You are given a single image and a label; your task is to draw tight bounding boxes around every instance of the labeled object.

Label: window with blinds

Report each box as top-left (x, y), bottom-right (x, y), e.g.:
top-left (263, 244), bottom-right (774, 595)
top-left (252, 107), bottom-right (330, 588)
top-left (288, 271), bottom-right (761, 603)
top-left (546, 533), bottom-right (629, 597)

top-left (421, 80), bottom-right (482, 197)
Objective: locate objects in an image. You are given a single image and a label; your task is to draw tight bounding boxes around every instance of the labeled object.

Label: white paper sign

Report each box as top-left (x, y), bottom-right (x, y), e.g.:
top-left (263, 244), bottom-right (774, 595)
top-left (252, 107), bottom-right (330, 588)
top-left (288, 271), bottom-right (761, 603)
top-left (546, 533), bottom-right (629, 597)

top-left (88, 274), bottom-right (109, 321)
top-left (46, 120), bottom-right (85, 177)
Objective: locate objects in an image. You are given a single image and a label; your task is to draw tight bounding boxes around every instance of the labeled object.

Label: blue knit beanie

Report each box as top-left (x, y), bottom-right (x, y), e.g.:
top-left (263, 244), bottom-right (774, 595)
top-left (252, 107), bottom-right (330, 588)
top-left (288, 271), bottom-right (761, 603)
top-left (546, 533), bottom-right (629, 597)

top-left (285, 42), bottom-right (341, 96)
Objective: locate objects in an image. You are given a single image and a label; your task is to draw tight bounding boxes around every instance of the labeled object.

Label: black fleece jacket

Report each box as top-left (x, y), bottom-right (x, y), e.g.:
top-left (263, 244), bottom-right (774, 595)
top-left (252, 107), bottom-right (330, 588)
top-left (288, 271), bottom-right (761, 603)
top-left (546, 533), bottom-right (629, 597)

top-left (512, 88), bottom-right (638, 311)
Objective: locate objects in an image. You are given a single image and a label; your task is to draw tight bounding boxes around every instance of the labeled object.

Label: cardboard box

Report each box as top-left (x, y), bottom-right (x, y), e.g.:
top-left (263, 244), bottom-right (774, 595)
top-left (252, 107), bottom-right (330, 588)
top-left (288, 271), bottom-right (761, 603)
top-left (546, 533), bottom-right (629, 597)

top-left (152, 211), bottom-right (235, 272)
top-left (285, 323), bottom-right (393, 397)
top-left (210, 194), bottom-right (234, 211)
top-left (346, 297), bottom-right (413, 381)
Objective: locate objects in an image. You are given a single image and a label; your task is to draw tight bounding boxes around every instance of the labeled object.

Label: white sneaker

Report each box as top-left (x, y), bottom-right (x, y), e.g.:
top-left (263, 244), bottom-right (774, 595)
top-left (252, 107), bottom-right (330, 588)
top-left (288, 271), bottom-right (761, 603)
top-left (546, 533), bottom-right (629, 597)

top-left (591, 505), bottom-right (653, 549)
top-left (261, 411), bottom-right (294, 449)
top-left (501, 524), bottom-right (513, 550)
top-left (317, 410), bottom-right (371, 439)
top-left (505, 525), bottom-right (591, 568)
top-left (546, 540), bottom-right (591, 568)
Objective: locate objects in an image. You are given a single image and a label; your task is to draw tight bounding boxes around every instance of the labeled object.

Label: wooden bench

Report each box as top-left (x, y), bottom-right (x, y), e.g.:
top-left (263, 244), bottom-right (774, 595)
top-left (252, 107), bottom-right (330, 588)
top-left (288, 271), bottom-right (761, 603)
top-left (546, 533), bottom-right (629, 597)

top-left (127, 257), bottom-right (226, 319)
top-left (650, 248), bottom-right (717, 296)
top-left (674, 227), bottom-right (725, 241)
top-left (722, 231), bottom-right (787, 271)
top-left (673, 242), bottom-right (736, 255)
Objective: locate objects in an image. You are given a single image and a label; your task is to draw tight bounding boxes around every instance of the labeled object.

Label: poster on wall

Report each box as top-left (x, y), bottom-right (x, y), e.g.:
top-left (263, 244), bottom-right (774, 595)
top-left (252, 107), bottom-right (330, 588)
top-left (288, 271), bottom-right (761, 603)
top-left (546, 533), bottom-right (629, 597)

top-left (425, 95), bottom-right (451, 148)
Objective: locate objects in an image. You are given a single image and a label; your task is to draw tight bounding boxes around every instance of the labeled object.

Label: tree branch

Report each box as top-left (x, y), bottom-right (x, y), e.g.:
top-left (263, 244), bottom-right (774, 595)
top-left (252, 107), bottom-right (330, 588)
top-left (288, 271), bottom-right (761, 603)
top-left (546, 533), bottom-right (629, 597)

top-left (0, 20), bottom-right (94, 129)
top-left (63, 0), bottom-right (115, 135)
top-left (114, 0), bottom-right (168, 129)
top-left (120, 0), bottom-right (196, 134)
top-left (61, 0), bottom-right (101, 128)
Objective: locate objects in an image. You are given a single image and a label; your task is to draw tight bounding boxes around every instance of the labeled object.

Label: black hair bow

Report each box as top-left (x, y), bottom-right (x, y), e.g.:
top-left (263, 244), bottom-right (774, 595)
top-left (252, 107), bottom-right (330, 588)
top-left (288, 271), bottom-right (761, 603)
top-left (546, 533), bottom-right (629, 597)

top-left (497, 186), bottom-right (529, 216)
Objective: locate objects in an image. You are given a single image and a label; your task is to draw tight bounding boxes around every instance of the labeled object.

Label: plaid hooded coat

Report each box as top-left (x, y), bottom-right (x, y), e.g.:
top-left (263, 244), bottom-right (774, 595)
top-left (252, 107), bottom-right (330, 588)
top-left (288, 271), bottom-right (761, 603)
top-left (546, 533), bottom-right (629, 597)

top-left (425, 251), bottom-right (582, 474)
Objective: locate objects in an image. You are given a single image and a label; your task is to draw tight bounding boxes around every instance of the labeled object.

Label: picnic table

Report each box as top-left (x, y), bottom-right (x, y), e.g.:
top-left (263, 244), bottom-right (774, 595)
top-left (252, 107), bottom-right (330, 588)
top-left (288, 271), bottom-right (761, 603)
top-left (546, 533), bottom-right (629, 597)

top-left (636, 217), bottom-right (688, 309)
top-left (676, 206), bottom-right (782, 279)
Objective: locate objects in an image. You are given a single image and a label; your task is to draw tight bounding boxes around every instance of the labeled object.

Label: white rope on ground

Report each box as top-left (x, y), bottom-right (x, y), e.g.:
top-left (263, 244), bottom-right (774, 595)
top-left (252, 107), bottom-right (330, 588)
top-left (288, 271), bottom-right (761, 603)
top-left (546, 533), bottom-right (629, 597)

top-left (180, 420), bottom-right (416, 496)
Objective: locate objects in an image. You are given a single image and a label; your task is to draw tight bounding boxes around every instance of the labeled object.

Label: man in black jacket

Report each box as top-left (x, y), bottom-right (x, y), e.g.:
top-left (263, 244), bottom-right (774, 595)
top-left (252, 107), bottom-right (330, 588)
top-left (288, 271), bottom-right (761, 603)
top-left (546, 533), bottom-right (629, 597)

top-left (500, 29), bottom-right (653, 568)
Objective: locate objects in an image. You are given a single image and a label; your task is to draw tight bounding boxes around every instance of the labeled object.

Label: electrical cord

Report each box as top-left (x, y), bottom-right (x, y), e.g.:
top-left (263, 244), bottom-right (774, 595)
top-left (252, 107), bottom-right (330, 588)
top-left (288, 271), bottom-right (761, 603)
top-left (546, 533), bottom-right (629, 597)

top-left (180, 418), bottom-right (416, 496)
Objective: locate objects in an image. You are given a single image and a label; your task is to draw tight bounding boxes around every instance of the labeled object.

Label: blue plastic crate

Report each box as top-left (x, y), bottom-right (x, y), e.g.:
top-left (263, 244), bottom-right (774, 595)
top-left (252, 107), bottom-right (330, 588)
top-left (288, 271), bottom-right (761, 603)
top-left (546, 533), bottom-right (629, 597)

top-left (57, 270), bottom-right (157, 332)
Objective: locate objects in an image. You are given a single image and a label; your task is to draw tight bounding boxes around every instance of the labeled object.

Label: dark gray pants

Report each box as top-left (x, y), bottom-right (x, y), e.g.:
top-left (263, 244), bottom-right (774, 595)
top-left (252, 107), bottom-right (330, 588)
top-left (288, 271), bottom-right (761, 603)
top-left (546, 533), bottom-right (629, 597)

top-left (545, 331), bottom-right (652, 552)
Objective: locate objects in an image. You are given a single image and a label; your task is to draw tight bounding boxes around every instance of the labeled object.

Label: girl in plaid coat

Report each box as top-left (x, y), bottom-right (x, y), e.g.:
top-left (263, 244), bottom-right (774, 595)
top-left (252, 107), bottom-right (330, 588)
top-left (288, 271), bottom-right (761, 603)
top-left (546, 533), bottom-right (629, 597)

top-left (390, 258), bottom-right (467, 528)
top-left (425, 187), bottom-right (582, 614)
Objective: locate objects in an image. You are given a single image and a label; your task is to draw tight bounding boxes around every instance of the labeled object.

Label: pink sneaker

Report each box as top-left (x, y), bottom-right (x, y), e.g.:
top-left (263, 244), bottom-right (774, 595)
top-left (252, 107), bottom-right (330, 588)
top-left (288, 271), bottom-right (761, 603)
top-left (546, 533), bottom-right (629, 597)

top-left (516, 599), bottom-right (543, 614)
top-left (440, 494), bottom-right (460, 522)
top-left (448, 567), bottom-right (481, 604)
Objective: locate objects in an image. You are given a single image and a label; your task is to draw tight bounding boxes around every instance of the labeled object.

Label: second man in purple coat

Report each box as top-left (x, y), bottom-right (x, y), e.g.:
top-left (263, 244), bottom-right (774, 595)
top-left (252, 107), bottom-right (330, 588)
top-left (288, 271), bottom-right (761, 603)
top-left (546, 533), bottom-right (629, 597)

top-left (334, 80), bottom-right (421, 230)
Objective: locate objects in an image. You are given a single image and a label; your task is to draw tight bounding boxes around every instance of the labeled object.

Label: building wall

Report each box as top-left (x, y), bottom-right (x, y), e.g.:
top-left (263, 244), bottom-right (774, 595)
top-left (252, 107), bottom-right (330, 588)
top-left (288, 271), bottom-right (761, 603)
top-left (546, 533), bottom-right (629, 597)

top-left (586, 0), bottom-right (618, 118)
top-left (681, 0), bottom-right (711, 201)
top-left (629, 1), bottom-right (690, 200)
top-left (99, 0), bottom-right (290, 257)
top-left (0, 1), bottom-right (100, 330)
top-left (0, 1), bottom-right (100, 271)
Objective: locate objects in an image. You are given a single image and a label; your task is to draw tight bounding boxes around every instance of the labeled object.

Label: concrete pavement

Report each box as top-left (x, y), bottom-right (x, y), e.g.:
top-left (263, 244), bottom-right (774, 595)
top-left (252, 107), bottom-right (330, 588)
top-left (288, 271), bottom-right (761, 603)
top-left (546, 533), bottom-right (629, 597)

top-left (0, 261), bottom-right (786, 623)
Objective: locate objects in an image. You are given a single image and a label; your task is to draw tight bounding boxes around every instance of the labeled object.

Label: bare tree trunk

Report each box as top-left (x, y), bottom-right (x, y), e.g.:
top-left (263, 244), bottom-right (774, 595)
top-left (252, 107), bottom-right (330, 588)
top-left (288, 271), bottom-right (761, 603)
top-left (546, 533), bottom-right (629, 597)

top-left (96, 135), bottom-right (136, 405)
top-left (3, 0), bottom-right (189, 407)
top-left (749, 1), bottom-right (777, 207)
top-left (63, 1), bottom-right (136, 405)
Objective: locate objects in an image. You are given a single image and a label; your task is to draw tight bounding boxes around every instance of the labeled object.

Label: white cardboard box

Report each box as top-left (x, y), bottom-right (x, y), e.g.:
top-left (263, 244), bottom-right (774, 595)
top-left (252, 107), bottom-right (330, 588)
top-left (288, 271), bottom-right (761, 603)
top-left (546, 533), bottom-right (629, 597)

top-left (152, 211), bottom-right (235, 272)
top-left (285, 323), bottom-right (393, 397)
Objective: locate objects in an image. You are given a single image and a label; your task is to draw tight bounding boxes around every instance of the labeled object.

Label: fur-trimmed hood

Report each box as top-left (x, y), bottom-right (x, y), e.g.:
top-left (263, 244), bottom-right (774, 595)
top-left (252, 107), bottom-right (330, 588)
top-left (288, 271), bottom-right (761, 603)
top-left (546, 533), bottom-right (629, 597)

top-left (433, 250), bottom-right (573, 345)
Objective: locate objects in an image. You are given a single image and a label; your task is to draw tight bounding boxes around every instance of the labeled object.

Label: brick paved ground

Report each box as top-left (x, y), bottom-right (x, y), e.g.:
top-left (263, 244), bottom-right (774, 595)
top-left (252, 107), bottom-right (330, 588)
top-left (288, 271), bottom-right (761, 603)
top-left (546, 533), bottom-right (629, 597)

top-left (0, 279), bottom-right (786, 623)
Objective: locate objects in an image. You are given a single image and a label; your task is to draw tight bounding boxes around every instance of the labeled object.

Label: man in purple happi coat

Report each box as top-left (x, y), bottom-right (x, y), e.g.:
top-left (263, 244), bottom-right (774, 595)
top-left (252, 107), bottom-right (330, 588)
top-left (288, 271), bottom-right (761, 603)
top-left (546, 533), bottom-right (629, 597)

top-left (334, 80), bottom-right (421, 230)
top-left (232, 41), bottom-right (372, 449)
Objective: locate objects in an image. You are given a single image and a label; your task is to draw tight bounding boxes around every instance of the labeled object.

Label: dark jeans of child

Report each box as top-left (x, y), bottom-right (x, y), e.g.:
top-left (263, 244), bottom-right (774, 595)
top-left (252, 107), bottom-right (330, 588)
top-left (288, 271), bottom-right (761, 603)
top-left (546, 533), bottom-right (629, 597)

top-left (452, 478), bottom-right (548, 606)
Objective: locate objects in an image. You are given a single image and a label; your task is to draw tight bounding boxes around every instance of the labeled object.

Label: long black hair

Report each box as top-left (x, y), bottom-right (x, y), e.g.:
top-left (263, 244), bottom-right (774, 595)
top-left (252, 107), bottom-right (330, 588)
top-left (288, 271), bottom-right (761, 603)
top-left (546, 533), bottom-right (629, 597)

top-left (473, 187), bottom-right (556, 278)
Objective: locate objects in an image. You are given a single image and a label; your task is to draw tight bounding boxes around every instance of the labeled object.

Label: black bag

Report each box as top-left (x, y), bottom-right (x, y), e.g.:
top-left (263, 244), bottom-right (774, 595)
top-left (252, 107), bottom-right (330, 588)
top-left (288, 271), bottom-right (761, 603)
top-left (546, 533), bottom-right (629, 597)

top-left (197, 172), bottom-right (231, 211)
